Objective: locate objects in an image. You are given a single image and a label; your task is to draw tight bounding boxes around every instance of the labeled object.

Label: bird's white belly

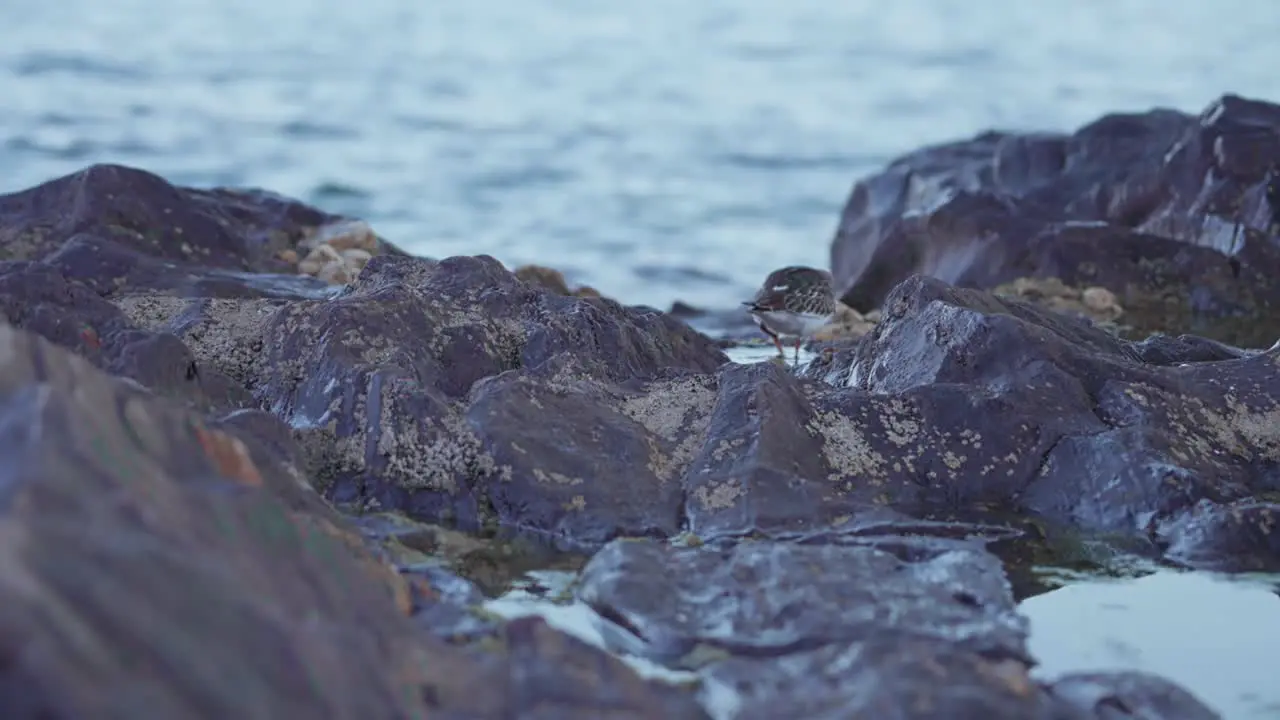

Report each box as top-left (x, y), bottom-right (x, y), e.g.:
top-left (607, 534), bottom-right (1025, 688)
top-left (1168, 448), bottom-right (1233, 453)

top-left (757, 311), bottom-right (830, 338)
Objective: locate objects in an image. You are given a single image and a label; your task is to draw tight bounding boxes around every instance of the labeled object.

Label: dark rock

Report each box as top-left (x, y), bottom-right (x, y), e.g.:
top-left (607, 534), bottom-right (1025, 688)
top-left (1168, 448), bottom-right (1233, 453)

top-left (0, 163), bottom-right (401, 270)
top-left (44, 232), bottom-right (338, 300)
top-left (252, 253), bottom-right (728, 542)
top-left (0, 261), bottom-right (252, 412)
top-left (578, 538), bottom-right (1030, 666)
top-left (417, 616), bottom-right (710, 720)
top-left (830, 93), bottom-right (1280, 347)
top-left (795, 275), bottom-right (1280, 551)
top-left (577, 538), bottom-right (1221, 720)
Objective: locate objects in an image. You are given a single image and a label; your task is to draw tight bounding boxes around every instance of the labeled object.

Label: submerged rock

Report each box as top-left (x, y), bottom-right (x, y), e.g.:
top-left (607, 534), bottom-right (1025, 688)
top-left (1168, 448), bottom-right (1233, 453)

top-left (830, 93), bottom-right (1280, 347)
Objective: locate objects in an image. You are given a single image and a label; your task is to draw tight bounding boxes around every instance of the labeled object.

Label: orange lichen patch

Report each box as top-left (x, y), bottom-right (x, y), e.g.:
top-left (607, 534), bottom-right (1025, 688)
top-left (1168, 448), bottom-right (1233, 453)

top-left (79, 325), bottom-right (101, 351)
top-left (193, 424), bottom-right (264, 487)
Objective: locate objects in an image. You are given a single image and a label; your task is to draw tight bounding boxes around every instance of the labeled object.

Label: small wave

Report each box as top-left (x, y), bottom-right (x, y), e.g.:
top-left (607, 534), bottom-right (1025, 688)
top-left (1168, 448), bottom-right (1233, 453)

top-left (715, 151), bottom-right (873, 171)
top-left (279, 120), bottom-right (360, 140)
top-left (633, 264), bottom-right (733, 285)
top-left (310, 182), bottom-right (371, 200)
top-left (10, 52), bottom-right (147, 81)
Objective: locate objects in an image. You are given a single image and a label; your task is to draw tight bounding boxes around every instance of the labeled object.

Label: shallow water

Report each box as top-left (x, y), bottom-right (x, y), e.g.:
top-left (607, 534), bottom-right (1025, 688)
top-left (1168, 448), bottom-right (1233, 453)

top-left (724, 343), bottom-right (818, 367)
top-left (1022, 569), bottom-right (1280, 719)
top-left (4, 0), bottom-right (1280, 311)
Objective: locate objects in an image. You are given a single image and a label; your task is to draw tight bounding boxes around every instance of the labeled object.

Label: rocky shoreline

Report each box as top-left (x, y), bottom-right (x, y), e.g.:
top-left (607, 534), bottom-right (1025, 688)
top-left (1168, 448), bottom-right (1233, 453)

top-left (2, 94), bottom-right (1277, 718)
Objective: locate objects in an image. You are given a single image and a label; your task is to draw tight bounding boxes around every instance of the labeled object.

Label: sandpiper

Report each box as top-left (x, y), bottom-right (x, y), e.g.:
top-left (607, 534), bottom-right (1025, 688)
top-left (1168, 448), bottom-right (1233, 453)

top-left (742, 265), bottom-right (837, 363)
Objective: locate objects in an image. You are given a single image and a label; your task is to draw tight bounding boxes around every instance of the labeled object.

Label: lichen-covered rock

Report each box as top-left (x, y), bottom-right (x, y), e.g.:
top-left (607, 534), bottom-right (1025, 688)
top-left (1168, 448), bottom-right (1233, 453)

top-left (830, 93), bottom-right (1280, 347)
top-left (0, 261), bottom-right (253, 412)
top-left (794, 275), bottom-right (1280, 561)
top-left (250, 254), bottom-right (728, 541)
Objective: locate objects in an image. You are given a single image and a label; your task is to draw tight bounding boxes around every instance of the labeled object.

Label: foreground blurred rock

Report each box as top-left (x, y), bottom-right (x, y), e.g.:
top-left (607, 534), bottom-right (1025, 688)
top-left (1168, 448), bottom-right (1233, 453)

top-left (0, 159), bottom-right (1254, 718)
top-left (831, 93), bottom-right (1280, 347)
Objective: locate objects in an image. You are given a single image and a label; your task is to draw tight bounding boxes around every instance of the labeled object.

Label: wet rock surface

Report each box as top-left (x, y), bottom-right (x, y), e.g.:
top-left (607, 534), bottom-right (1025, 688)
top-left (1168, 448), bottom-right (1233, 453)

top-left (579, 538), bottom-right (1222, 720)
top-left (1, 153), bottom-right (1265, 718)
top-left (830, 93), bottom-right (1280, 347)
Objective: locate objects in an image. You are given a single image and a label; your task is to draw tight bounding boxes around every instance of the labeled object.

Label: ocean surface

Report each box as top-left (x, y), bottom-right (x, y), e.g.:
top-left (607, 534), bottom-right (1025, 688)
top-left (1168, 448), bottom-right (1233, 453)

top-left (3, 0), bottom-right (1280, 311)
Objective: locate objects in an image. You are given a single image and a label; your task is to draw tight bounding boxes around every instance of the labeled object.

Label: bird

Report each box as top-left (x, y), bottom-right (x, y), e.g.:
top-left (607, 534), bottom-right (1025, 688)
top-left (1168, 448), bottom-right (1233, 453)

top-left (742, 266), bottom-right (838, 364)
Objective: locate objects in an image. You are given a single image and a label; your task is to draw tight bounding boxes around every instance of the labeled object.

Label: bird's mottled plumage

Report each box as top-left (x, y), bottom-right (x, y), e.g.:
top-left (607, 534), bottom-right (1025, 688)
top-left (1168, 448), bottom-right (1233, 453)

top-left (742, 266), bottom-right (837, 362)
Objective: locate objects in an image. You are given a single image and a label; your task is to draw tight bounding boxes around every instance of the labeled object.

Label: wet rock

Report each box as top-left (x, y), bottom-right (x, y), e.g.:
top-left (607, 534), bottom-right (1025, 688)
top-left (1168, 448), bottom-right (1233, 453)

top-left (578, 538), bottom-right (1030, 666)
top-left (0, 161), bottom-right (1254, 717)
top-left (418, 615), bottom-right (710, 720)
top-left (43, 232), bottom-right (338, 300)
top-left (831, 93), bottom-right (1280, 347)
top-left (0, 162), bottom-right (405, 303)
top-left (577, 538), bottom-right (1221, 720)
top-left (1046, 672), bottom-right (1223, 720)
top-left (1156, 499), bottom-right (1280, 572)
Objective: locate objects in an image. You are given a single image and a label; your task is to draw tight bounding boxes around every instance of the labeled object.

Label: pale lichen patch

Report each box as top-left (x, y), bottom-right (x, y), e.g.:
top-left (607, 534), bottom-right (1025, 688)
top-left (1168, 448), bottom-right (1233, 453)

top-left (619, 375), bottom-right (718, 483)
top-left (807, 409), bottom-right (888, 484)
top-left (880, 397), bottom-right (922, 447)
top-left (372, 385), bottom-right (500, 491)
top-left (692, 477), bottom-right (745, 510)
